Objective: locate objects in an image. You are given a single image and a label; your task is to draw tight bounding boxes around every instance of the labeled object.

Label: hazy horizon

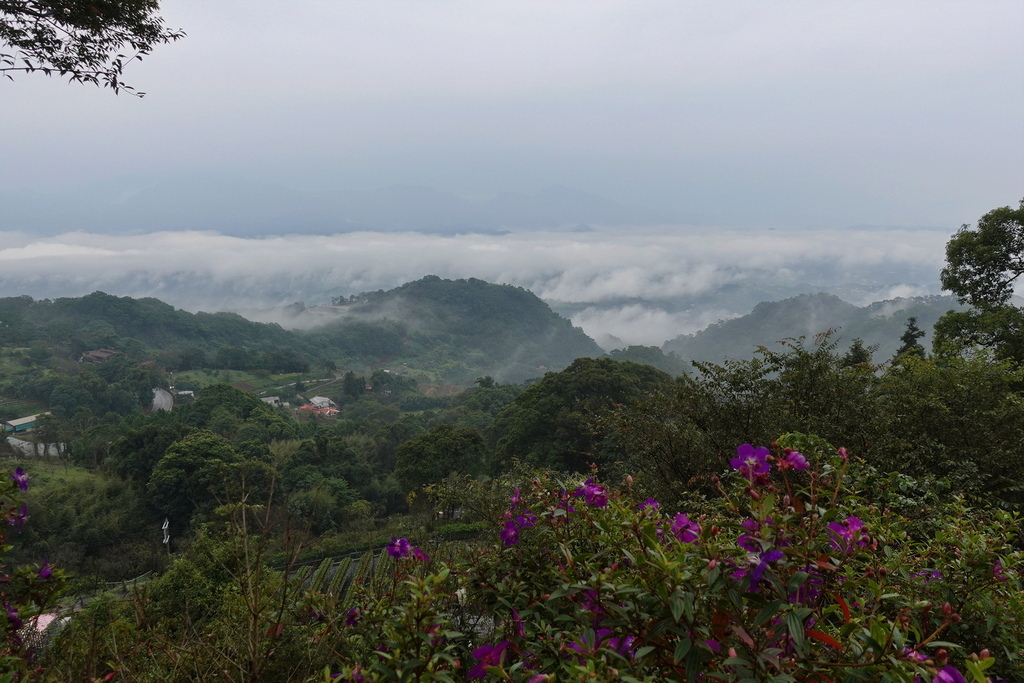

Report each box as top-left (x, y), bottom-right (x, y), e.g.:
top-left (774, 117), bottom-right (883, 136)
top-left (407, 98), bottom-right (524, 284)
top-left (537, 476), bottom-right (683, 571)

top-left (0, 224), bottom-right (949, 347)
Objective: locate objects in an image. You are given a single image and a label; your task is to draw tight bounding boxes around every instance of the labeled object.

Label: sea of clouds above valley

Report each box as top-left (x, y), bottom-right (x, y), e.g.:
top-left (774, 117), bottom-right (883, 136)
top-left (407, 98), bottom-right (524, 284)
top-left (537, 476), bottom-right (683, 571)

top-left (0, 226), bottom-right (949, 347)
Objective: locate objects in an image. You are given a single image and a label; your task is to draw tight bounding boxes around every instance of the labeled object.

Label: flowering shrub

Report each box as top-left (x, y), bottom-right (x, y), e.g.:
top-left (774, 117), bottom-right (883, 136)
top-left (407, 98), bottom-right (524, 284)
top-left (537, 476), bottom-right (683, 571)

top-left (41, 439), bottom-right (1023, 681)
top-left (331, 435), bottom-right (1019, 682)
top-left (0, 466), bottom-right (64, 679)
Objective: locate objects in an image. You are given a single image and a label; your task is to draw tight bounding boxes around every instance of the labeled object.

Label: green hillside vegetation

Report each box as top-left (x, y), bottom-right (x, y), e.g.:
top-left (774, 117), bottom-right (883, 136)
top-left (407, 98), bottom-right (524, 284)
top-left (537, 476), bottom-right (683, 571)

top-left (320, 276), bottom-right (605, 382)
top-left (0, 277), bottom-right (605, 391)
top-left (663, 292), bottom-right (968, 365)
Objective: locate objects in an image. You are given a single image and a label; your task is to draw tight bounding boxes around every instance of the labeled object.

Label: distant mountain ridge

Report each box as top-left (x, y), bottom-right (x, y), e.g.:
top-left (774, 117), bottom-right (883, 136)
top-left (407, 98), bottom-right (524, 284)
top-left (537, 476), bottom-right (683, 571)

top-left (662, 292), bottom-right (969, 364)
top-left (0, 277), bottom-right (605, 383)
top-left (0, 175), bottom-right (675, 236)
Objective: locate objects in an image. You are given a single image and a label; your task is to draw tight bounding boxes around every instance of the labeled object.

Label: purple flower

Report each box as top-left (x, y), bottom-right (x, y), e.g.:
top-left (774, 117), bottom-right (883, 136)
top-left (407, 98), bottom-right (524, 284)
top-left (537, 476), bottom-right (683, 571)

top-left (6, 504), bottom-right (28, 530)
top-left (469, 641), bottom-right (509, 678)
top-left (569, 629), bottom-right (636, 659)
top-left (827, 516), bottom-right (869, 553)
top-left (669, 513), bottom-right (700, 544)
top-left (38, 561), bottom-right (52, 579)
top-left (733, 548), bottom-right (784, 588)
top-left (10, 467), bottom-right (29, 491)
top-left (386, 537), bottom-right (411, 559)
top-left (933, 666), bottom-right (968, 683)
top-left (511, 608), bottom-right (525, 638)
top-left (639, 498), bottom-right (660, 510)
top-left (500, 520), bottom-right (520, 547)
top-left (5, 605), bottom-right (23, 630)
top-left (345, 607), bottom-right (361, 627)
top-left (783, 450), bottom-right (809, 471)
top-left (749, 549), bottom-right (784, 585)
top-left (515, 512), bottom-right (537, 529)
top-left (730, 444), bottom-right (771, 481)
top-left (737, 518), bottom-right (762, 552)
top-left (910, 569), bottom-right (943, 584)
top-left (573, 478), bottom-right (608, 507)
top-left (411, 547), bottom-right (430, 562)
top-left (994, 559), bottom-right (1006, 582)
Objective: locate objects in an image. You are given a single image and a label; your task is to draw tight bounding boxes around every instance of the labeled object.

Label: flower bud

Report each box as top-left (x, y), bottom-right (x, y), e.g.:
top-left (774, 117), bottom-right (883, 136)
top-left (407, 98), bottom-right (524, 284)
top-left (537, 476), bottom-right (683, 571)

top-left (980, 649), bottom-right (990, 659)
top-left (626, 475), bottom-right (634, 487)
top-left (942, 602), bottom-right (952, 616)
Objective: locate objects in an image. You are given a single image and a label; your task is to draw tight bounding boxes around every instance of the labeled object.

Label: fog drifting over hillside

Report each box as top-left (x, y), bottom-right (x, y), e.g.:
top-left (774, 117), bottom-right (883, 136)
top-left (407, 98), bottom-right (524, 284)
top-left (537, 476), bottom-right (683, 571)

top-left (0, 226), bottom-right (948, 346)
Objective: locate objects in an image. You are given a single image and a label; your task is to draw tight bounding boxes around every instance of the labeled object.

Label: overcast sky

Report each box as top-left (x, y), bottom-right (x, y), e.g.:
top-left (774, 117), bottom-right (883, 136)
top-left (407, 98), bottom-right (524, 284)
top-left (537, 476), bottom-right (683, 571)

top-left (1, 1), bottom-right (1022, 344)
top-left (3, 0), bottom-right (1022, 229)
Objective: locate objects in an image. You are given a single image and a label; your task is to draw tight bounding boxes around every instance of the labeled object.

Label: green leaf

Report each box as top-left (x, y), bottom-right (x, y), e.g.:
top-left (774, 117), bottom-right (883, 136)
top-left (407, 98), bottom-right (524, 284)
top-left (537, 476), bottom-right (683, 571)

top-left (671, 594), bottom-right (684, 622)
top-left (754, 599), bottom-right (783, 627)
top-left (786, 611), bottom-right (806, 651)
top-left (635, 645), bottom-right (655, 659)
top-left (673, 638), bottom-right (692, 664)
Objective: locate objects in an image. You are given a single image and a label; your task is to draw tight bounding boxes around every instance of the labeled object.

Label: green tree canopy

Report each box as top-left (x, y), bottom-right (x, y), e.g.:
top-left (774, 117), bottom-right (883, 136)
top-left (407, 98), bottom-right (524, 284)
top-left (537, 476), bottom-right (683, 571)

top-left (893, 316), bottom-right (926, 360)
top-left (936, 200), bottom-right (1024, 361)
top-left (147, 430), bottom-right (240, 522)
top-left (1, 0), bottom-right (184, 94)
top-left (492, 357), bottom-right (673, 472)
top-left (393, 423), bottom-right (485, 493)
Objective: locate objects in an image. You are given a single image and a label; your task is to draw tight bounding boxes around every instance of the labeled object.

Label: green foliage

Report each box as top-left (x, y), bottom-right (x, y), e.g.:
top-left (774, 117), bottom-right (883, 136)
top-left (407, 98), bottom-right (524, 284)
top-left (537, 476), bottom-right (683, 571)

top-left (0, 0), bottom-right (184, 94)
top-left (936, 199), bottom-right (1024, 362)
top-left (665, 292), bottom-right (966, 367)
top-left (869, 353), bottom-right (1024, 506)
top-left (894, 316), bottom-right (927, 360)
top-left (393, 424), bottom-right (486, 493)
top-left (106, 421), bottom-right (195, 482)
top-left (608, 345), bottom-right (688, 376)
top-left (941, 200), bottom-right (1024, 308)
top-left (0, 465), bottom-right (66, 678)
top-left (492, 357), bottom-right (673, 472)
top-left (321, 276), bottom-right (604, 382)
top-left (49, 438), bottom-right (1022, 681)
top-left (177, 383), bottom-right (296, 441)
top-left (147, 430), bottom-right (241, 522)
top-left (12, 466), bottom-right (160, 581)
top-left (613, 334), bottom-right (1024, 510)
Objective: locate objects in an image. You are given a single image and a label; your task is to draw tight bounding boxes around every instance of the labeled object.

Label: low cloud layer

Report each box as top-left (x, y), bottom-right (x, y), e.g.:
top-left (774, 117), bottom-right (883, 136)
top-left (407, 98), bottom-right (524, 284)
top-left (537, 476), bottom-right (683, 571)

top-left (0, 226), bottom-right (950, 346)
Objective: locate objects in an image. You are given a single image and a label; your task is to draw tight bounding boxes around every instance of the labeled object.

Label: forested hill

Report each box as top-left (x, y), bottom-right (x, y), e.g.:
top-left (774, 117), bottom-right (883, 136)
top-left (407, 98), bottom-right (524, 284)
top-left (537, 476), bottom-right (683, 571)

top-left (663, 292), bottom-right (968, 364)
top-left (316, 276), bottom-right (605, 381)
top-left (0, 292), bottom-right (299, 351)
top-left (0, 278), bottom-right (605, 383)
